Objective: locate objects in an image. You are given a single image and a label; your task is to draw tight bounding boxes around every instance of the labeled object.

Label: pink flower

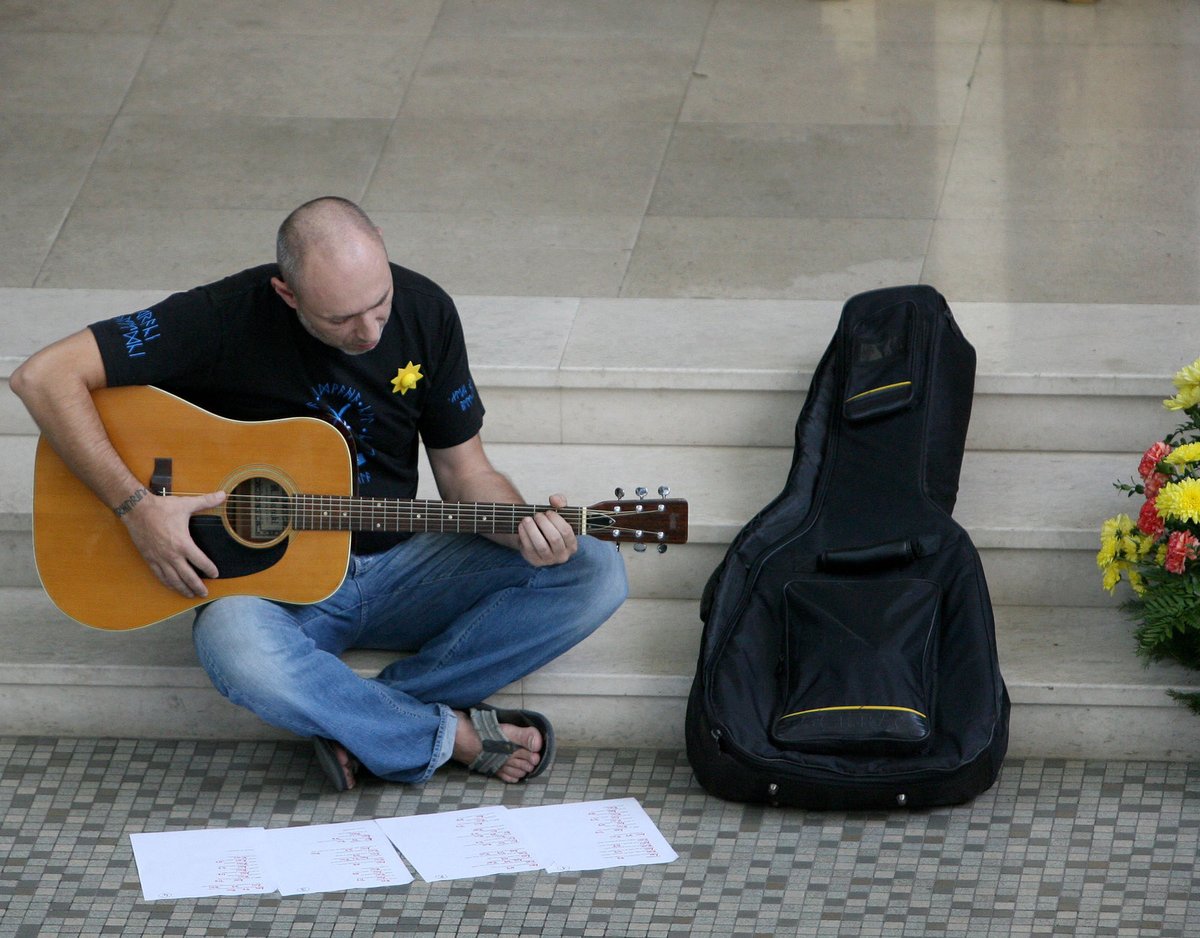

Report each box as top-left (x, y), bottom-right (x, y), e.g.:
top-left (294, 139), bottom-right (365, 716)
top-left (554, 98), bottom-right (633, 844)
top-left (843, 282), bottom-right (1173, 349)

top-left (1164, 530), bottom-right (1200, 574)
top-left (1140, 441), bottom-right (1173, 479)
top-left (1138, 499), bottom-right (1165, 538)
top-left (1144, 472), bottom-right (1168, 500)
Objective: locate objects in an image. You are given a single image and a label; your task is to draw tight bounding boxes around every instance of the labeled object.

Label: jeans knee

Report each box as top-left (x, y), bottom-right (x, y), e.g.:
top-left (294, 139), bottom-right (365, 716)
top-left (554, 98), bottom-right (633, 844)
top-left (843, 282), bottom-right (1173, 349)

top-left (574, 537), bottom-right (629, 617)
top-left (193, 597), bottom-right (295, 696)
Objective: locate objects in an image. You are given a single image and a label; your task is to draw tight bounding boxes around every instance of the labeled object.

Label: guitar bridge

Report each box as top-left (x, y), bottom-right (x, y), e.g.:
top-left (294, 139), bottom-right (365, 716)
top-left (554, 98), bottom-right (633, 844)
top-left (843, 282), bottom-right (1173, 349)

top-left (150, 457), bottom-right (173, 497)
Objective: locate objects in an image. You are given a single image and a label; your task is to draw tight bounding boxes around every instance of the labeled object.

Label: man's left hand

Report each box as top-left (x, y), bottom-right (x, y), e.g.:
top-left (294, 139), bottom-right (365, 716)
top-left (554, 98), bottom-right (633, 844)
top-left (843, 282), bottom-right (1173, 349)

top-left (517, 493), bottom-right (578, 566)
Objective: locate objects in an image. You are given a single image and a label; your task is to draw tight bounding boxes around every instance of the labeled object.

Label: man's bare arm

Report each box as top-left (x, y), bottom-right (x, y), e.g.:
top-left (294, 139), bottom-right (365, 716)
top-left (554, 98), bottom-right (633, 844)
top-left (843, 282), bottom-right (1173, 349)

top-left (425, 434), bottom-right (577, 567)
top-left (11, 329), bottom-right (224, 597)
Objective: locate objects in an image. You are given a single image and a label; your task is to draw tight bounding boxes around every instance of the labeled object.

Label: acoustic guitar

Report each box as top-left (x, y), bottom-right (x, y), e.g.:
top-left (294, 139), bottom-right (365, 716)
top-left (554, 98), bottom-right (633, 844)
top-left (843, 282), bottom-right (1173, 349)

top-left (33, 385), bottom-right (689, 631)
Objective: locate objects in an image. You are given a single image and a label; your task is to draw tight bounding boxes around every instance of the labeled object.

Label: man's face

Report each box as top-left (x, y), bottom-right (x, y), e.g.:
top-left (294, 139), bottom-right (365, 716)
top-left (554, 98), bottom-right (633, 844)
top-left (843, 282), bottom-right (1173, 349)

top-left (294, 286), bottom-right (393, 356)
top-left (273, 235), bottom-right (394, 356)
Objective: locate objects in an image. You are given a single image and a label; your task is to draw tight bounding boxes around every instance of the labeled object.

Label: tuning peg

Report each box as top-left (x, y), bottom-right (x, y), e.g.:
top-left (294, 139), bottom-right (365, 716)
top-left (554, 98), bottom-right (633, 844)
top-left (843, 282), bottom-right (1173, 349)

top-left (658, 485), bottom-right (671, 497)
top-left (634, 543), bottom-right (647, 553)
top-left (635, 486), bottom-right (648, 499)
top-left (614, 487), bottom-right (625, 499)
top-left (657, 544), bottom-right (668, 554)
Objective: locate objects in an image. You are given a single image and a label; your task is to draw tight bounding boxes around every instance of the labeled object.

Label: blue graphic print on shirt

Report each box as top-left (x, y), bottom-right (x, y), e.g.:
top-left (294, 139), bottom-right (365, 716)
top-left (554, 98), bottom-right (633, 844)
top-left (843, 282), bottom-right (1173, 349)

top-left (307, 383), bottom-right (378, 485)
top-left (115, 310), bottom-right (162, 358)
top-left (449, 380), bottom-right (476, 412)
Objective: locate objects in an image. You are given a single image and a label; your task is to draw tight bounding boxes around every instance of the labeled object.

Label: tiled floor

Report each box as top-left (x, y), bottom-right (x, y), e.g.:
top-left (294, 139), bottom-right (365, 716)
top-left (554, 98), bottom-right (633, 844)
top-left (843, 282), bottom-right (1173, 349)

top-left (1, 738), bottom-right (1198, 937)
top-left (6, 1), bottom-right (1200, 935)
top-left (2, 743), bottom-right (1200, 938)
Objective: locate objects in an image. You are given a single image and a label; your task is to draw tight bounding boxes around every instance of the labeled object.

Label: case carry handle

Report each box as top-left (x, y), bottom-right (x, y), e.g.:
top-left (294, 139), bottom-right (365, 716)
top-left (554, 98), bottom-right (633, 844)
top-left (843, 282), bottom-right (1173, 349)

top-left (818, 535), bottom-right (941, 573)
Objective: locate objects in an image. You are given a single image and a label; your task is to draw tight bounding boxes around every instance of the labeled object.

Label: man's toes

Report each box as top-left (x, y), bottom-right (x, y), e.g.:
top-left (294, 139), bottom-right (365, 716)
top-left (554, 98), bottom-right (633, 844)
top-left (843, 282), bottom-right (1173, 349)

top-left (498, 750), bottom-right (541, 783)
top-left (504, 723), bottom-right (542, 756)
top-left (334, 743), bottom-right (357, 789)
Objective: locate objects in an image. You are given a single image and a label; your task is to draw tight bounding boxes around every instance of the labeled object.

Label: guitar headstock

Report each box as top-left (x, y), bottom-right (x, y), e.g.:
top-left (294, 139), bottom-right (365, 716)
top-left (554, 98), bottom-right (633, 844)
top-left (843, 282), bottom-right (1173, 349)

top-left (586, 486), bottom-right (688, 551)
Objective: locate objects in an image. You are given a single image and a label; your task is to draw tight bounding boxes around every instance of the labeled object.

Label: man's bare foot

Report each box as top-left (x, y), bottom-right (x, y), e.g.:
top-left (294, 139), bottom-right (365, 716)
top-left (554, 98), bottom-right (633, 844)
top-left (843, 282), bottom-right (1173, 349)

top-left (330, 741), bottom-right (357, 790)
top-left (313, 737), bottom-right (357, 791)
top-left (451, 710), bottom-right (543, 783)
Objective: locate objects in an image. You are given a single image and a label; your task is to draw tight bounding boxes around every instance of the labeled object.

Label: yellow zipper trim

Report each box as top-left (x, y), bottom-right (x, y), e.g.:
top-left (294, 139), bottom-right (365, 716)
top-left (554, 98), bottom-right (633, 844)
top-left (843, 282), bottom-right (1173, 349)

top-left (845, 380), bottom-right (912, 403)
top-left (780, 705), bottom-right (927, 721)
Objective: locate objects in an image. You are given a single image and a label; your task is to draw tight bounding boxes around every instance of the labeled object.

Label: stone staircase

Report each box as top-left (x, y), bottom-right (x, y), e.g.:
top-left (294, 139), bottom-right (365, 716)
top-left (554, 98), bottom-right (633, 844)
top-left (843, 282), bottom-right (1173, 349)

top-left (2, 289), bottom-right (1199, 761)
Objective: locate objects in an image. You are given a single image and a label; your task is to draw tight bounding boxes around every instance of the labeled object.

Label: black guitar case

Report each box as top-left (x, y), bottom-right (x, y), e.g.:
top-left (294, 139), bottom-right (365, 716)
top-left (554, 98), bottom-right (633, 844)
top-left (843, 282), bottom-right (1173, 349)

top-left (686, 285), bottom-right (1009, 810)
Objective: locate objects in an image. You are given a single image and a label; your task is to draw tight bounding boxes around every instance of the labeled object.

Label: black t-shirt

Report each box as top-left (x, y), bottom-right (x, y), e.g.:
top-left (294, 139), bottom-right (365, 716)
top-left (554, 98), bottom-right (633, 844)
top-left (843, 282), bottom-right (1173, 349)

top-left (89, 263), bottom-right (485, 553)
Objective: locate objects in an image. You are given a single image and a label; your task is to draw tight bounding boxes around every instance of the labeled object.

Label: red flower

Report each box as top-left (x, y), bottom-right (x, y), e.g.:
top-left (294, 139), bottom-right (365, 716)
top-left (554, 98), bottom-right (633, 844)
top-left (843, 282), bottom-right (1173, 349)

top-left (1138, 499), bottom-right (1165, 538)
top-left (1139, 441), bottom-right (1173, 479)
top-left (1164, 530), bottom-right (1200, 574)
top-left (1144, 472), bottom-right (1168, 500)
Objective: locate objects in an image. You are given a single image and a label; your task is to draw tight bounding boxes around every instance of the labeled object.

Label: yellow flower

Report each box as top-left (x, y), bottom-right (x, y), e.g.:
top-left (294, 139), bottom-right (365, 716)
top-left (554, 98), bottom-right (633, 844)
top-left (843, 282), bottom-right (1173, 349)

top-left (1163, 442), bottom-right (1200, 466)
top-left (1098, 517), bottom-right (1122, 566)
top-left (1097, 514), bottom-right (1135, 567)
top-left (1173, 357), bottom-right (1200, 391)
top-left (1128, 568), bottom-right (1147, 596)
top-left (1105, 514), bottom-right (1134, 536)
top-left (1101, 562), bottom-right (1123, 593)
top-left (1165, 389), bottom-right (1200, 411)
top-left (390, 361), bottom-right (424, 396)
top-left (1155, 478), bottom-right (1200, 524)
top-left (1164, 357), bottom-right (1200, 410)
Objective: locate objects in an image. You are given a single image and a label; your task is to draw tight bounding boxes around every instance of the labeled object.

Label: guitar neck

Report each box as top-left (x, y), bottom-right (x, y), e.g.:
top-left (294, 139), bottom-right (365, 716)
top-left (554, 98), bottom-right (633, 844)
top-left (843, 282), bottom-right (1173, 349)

top-left (290, 495), bottom-right (587, 536)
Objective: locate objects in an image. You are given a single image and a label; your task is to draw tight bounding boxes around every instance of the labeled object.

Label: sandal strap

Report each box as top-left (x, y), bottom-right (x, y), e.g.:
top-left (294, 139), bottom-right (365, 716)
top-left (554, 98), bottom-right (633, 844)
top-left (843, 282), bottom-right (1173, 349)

top-left (467, 707), bottom-right (520, 776)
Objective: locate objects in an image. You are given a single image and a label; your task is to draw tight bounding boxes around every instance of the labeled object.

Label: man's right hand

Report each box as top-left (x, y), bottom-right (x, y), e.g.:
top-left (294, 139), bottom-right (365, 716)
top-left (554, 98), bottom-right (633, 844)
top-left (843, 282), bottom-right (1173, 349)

top-left (121, 489), bottom-right (227, 598)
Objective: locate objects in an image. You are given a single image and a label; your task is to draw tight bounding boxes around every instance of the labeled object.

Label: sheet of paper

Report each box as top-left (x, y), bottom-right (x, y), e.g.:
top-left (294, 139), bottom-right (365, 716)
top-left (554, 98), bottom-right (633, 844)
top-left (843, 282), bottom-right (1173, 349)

top-left (510, 798), bottom-right (677, 872)
top-left (131, 828), bottom-right (273, 900)
top-left (377, 806), bottom-right (545, 881)
top-left (264, 821), bottom-right (413, 896)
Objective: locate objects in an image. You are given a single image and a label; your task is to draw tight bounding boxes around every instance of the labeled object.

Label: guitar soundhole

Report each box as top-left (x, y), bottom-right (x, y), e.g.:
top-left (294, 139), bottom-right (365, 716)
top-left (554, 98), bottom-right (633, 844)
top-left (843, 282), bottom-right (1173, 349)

top-left (226, 475), bottom-right (291, 545)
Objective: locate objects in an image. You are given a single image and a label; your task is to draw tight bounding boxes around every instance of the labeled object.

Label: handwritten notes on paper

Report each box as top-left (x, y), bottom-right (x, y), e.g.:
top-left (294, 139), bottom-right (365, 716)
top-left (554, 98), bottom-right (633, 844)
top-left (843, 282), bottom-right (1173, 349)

top-left (510, 798), bottom-right (677, 873)
top-left (131, 828), bottom-right (273, 901)
top-left (130, 798), bottom-right (676, 900)
top-left (265, 821), bottom-right (414, 896)
top-left (375, 807), bottom-right (544, 881)
top-left (376, 798), bottom-right (676, 882)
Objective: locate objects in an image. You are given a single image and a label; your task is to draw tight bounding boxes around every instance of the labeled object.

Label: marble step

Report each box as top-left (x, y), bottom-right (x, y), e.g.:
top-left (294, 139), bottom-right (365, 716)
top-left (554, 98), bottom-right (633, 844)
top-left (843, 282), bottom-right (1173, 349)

top-left (0, 588), bottom-right (1195, 761)
top-left (1, 291), bottom-right (1193, 452)
top-left (0, 432), bottom-right (1144, 610)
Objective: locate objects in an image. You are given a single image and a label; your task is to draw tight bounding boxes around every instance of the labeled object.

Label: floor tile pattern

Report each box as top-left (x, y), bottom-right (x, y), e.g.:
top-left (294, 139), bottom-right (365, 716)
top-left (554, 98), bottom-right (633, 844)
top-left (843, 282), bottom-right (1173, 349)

top-left (2, 739), bottom-right (1198, 937)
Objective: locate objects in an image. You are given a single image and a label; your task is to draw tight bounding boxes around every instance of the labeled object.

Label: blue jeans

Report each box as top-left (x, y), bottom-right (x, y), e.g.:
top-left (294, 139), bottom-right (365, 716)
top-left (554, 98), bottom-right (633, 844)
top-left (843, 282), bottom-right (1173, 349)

top-left (192, 534), bottom-right (627, 784)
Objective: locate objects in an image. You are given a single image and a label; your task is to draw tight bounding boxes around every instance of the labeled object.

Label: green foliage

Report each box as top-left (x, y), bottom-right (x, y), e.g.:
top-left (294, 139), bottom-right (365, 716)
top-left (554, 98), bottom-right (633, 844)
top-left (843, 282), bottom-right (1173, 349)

top-left (1166, 690), bottom-right (1200, 716)
top-left (1124, 567), bottom-right (1200, 670)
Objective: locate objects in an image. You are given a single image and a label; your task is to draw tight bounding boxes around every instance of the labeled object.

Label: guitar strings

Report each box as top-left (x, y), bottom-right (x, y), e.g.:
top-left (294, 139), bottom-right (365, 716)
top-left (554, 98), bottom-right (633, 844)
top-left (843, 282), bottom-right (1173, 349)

top-left (161, 491), bottom-right (669, 535)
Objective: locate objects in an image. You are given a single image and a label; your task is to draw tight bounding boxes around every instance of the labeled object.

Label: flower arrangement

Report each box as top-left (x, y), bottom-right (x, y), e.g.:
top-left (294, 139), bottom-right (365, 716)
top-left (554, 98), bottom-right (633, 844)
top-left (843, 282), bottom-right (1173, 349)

top-left (1098, 357), bottom-right (1200, 714)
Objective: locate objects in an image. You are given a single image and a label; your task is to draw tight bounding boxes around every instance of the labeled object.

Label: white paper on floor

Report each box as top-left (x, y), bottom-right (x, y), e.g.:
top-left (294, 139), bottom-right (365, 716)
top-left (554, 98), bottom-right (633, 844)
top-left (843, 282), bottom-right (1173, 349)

top-left (374, 806), bottom-right (544, 881)
top-left (264, 820), bottom-right (414, 896)
top-left (131, 797), bottom-right (676, 900)
top-left (131, 828), bottom-right (274, 901)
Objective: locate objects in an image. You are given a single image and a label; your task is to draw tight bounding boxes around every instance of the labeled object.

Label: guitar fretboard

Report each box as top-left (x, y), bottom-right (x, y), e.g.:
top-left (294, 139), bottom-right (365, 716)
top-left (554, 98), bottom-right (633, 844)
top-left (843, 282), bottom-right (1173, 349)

top-left (289, 496), bottom-right (589, 535)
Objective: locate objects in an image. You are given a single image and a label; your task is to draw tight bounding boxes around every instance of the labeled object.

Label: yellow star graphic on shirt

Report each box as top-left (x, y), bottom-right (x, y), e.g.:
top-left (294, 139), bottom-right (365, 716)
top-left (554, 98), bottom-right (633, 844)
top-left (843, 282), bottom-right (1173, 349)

top-left (391, 361), bottom-right (424, 395)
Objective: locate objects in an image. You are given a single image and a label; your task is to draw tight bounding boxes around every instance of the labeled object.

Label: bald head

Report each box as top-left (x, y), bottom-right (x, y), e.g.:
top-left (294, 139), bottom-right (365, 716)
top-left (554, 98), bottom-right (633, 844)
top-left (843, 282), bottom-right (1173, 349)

top-left (271, 197), bottom-right (394, 355)
top-left (276, 197), bottom-right (386, 294)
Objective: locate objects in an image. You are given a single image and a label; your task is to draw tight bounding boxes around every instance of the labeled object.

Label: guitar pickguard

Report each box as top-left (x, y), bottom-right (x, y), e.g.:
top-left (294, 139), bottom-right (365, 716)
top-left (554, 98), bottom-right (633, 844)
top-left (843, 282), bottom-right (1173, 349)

top-left (189, 514), bottom-right (289, 579)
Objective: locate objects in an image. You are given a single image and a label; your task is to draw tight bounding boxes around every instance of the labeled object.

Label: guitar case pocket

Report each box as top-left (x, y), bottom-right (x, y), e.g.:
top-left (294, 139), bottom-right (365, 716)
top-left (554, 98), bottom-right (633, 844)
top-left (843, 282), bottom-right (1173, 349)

top-left (772, 577), bottom-right (939, 754)
top-left (842, 299), bottom-right (918, 423)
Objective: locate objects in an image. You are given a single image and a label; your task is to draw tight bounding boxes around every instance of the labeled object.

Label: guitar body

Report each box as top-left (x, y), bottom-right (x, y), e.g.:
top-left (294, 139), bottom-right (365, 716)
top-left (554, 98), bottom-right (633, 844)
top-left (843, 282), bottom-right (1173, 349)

top-left (34, 386), bottom-right (354, 631)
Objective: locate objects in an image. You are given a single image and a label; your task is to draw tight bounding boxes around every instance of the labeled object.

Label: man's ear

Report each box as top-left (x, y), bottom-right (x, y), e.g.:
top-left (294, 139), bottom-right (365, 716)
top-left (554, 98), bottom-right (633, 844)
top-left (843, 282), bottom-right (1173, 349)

top-left (271, 276), bottom-right (299, 311)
